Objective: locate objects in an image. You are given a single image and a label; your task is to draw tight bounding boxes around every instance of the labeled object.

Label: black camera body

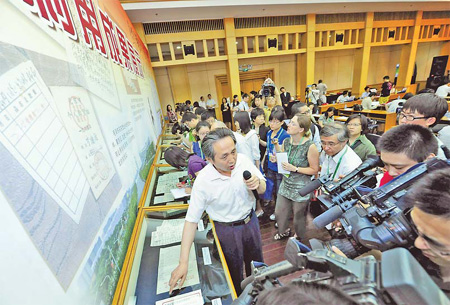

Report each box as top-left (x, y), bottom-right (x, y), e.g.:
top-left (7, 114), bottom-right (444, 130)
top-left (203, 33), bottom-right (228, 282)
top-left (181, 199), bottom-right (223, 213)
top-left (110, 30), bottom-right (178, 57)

top-left (261, 83), bottom-right (275, 97)
top-left (303, 157), bottom-right (450, 258)
top-left (233, 238), bottom-right (449, 305)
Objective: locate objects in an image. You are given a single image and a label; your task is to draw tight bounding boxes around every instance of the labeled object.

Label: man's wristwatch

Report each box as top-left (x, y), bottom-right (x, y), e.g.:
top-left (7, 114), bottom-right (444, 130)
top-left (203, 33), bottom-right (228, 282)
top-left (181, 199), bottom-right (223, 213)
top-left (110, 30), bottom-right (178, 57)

top-left (295, 167), bottom-right (299, 173)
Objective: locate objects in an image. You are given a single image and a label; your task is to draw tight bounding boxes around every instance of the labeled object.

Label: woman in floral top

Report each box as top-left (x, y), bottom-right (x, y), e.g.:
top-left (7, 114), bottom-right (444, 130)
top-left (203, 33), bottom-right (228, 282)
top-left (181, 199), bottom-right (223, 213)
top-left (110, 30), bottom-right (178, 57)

top-left (273, 113), bottom-right (319, 240)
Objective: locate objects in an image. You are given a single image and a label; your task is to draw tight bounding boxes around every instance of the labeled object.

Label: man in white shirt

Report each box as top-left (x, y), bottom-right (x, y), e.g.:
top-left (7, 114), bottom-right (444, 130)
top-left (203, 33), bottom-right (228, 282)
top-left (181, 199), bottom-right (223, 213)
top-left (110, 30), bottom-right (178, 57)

top-left (199, 96), bottom-right (207, 108)
top-left (360, 86), bottom-right (371, 99)
top-left (435, 82), bottom-right (450, 98)
top-left (361, 92), bottom-right (378, 110)
top-left (238, 93), bottom-right (250, 112)
top-left (308, 84), bottom-right (320, 104)
top-left (336, 91), bottom-right (350, 104)
top-left (317, 79), bottom-right (328, 97)
top-left (385, 92), bottom-right (413, 113)
top-left (319, 123), bottom-right (362, 180)
top-left (169, 128), bottom-right (266, 296)
top-left (206, 93), bottom-right (217, 118)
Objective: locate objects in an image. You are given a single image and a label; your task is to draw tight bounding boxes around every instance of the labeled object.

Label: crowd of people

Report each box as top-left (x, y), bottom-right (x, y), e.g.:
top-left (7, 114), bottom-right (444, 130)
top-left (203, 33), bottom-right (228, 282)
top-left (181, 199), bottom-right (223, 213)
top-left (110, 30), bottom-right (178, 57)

top-left (163, 79), bottom-right (450, 302)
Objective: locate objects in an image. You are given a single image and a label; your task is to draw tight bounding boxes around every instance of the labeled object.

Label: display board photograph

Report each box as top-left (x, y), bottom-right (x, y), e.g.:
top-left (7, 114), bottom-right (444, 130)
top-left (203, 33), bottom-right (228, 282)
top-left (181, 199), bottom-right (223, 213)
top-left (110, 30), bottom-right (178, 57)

top-left (0, 1), bottom-right (161, 304)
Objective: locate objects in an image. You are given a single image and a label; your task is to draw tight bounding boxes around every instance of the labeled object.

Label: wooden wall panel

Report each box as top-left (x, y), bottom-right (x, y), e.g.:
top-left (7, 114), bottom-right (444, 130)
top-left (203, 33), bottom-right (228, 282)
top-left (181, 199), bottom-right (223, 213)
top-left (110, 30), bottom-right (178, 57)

top-left (315, 49), bottom-right (355, 90)
top-left (416, 41), bottom-right (447, 81)
top-left (146, 13), bottom-right (450, 107)
top-left (167, 65), bottom-right (191, 103)
top-left (153, 68), bottom-right (174, 111)
top-left (367, 45), bottom-right (400, 85)
top-left (189, 69), bottom-right (211, 102)
top-left (238, 55), bottom-right (296, 93)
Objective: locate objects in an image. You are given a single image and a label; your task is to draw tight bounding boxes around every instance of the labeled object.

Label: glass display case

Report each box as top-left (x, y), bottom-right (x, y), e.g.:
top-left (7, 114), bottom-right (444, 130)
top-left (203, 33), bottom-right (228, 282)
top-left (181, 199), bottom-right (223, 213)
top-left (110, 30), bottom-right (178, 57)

top-left (113, 123), bottom-right (236, 305)
top-left (114, 206), bottom-right (235, 305)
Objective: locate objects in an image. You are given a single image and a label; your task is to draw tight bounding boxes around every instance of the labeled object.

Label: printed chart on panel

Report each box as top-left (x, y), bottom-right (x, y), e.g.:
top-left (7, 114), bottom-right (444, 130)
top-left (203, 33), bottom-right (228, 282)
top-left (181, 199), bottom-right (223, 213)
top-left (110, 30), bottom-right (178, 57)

top-left (50, 86), bottom-right (115, 199)
top-left (0, 61), bottom-right (90, 223)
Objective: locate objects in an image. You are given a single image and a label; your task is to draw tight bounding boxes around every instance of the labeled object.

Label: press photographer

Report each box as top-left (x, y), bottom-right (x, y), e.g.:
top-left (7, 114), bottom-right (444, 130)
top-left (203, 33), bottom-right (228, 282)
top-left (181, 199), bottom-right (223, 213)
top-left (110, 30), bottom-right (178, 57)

top-left (304, 125), bottom-right (442, 258)
top-left (259, 78), bottom-right (282, 107)
top-left (406, 168), bottom-right (450, 296)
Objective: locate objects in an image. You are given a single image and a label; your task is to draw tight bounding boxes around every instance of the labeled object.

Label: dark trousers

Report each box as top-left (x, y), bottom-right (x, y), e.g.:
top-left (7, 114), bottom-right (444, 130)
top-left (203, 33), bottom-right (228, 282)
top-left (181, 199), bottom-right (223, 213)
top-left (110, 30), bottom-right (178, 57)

top-left (214, 211), bottom-right (264, 296)
top-left (266, 168), bottom-right (283, 201)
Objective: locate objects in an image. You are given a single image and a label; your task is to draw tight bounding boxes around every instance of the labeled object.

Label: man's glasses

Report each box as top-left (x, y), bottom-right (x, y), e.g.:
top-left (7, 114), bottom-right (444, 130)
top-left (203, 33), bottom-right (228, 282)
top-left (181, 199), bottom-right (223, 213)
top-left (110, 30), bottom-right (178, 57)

top-left (321, 141), bottom-right (340, 148)
top-left (399, 112), bottom-right (431, 121)
top-left (411, 222), bottom-right (450, 256)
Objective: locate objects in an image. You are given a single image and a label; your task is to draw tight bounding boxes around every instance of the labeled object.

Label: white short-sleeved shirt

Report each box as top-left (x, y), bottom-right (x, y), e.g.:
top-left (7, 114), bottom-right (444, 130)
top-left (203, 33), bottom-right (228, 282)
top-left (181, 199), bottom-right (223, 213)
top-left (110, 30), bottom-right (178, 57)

top-left (360, 91), bottom-right (370, 99)
top-left (185, 153), bottom-right (265, 223)
top-left (317, 83), bottom-right (327, 96)
top-left (435, 84), bottom-right (450, 98)
top-left (238, 101), bottom-right (249, 112)
top-left (387, 99), bottom-right (405, 113)
top-left (244, 130), bottom-right (260, 162)
top-left (336, 95), bottom-right (349, 104)
top-left (233, 132), bottom-right (249, 157)
top-left (206, 99), bottom-right (216, 108)
top-left (319, 146), bottom-right (362, 180)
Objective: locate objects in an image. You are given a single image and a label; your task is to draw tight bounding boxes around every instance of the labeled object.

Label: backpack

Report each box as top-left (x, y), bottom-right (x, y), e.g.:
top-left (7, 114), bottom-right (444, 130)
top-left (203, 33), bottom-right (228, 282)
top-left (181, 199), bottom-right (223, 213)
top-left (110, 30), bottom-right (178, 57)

top-left (354, 104), bottom-right (363, 111)
top-left (310, 122), bottom-right (321, 138)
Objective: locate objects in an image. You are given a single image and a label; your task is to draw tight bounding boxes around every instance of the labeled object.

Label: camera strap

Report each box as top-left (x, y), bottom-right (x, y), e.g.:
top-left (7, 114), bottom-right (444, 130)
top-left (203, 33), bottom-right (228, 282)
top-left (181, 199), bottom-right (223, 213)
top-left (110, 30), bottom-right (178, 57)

top-left (327, 146), bottom-right (348, 180)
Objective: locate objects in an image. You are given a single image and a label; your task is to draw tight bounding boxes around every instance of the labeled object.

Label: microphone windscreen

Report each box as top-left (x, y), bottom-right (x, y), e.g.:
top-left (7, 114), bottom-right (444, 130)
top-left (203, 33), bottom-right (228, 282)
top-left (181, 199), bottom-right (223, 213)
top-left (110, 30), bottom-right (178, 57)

top-left (243, 170), bottom-right (252, 180)
top-left (298, 179), bottom-right (323, 196)
top-left (313, 205), bottom-right (343, 228)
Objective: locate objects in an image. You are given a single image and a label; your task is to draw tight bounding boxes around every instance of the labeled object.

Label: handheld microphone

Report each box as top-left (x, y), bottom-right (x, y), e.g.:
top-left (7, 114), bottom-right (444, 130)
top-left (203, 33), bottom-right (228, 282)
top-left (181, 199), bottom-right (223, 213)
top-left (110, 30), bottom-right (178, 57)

top-left (243, 170), bottom-right (260, 200)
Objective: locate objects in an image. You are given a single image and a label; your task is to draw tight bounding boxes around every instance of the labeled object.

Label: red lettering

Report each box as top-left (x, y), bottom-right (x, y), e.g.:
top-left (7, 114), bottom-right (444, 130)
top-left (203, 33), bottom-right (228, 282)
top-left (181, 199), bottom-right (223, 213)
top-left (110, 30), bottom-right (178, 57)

top-left (73, 0), bottom-right (107, 57)
top-left (116, 26), bottom-right (131, 71)
top-left (22, 0), bottom-right (77, 40)
top-left (128, 41), bottom-right (138, 75)
top-left (98, 9), bottom-right (122, 65)
top-left (135, 53), bottom-right (143, 77)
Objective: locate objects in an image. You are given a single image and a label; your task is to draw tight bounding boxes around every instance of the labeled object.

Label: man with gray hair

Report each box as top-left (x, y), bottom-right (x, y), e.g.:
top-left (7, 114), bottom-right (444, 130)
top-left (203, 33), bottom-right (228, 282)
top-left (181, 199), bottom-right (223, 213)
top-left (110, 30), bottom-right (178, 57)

top-left (169, 128), bottom-right (266, 296)
top-left (319, 123), bottom-right (362, 180)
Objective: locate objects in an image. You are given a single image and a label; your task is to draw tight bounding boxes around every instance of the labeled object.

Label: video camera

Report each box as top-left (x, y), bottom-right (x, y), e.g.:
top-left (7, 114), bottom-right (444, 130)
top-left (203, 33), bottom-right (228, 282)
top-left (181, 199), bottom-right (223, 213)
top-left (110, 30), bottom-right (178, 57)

top-left (232, 238), bottom-right (449, 305)
top-left (299, 156), bottom-right (450, 258)
top-left (261, 78), bottom-right (276, 97)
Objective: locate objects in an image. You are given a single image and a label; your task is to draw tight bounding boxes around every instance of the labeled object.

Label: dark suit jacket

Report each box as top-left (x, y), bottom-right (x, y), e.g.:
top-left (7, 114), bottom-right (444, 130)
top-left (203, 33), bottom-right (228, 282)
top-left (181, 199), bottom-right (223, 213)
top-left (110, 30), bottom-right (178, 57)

top-left (280, 92), bottom-right (291, 106)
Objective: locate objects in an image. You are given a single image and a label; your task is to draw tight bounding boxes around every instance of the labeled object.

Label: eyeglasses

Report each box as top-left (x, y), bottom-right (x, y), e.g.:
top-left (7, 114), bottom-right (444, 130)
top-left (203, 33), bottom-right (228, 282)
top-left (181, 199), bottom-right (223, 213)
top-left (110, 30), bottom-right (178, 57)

top-left (411, 222), bottom-right (450, 256)
top-left (399, 112), bottom-right (430, 121)
top-left (321, 141), bottom-right (340, 148)
top-left (299, 110), bottom-right (310, 115)
top-left (347, 123), bottom-right (361, 127)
